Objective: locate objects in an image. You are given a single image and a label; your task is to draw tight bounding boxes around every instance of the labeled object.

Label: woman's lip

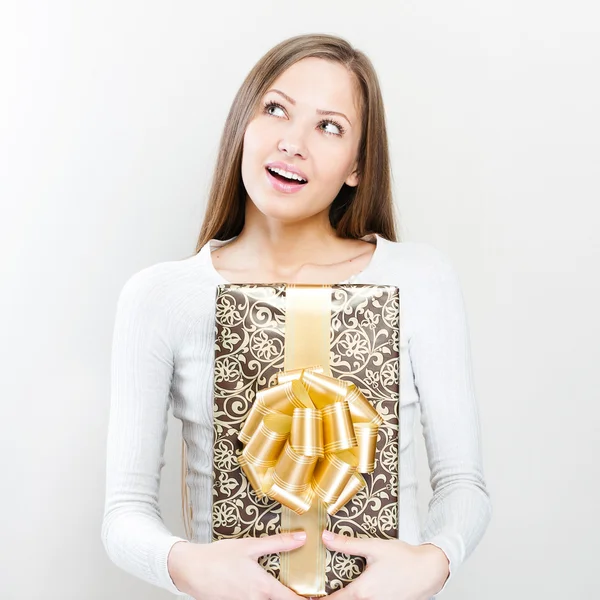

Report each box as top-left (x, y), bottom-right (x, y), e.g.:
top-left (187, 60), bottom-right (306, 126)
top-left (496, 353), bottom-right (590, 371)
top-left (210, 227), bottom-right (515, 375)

top-left (265, 162), bottom-right (309, 182)
top-left (265, 167), bottom-right (307, 194)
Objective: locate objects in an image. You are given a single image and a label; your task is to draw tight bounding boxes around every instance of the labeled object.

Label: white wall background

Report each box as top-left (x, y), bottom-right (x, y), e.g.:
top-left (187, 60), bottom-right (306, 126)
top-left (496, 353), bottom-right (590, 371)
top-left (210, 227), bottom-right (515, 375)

top-left (1, 1), bottom-right (599, 598)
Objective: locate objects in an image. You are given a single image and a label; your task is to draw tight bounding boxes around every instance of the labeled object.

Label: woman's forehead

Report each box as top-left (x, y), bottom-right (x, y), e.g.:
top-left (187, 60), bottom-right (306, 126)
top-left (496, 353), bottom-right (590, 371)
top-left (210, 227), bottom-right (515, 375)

top-left (267, 57), bottom-right (361, 121)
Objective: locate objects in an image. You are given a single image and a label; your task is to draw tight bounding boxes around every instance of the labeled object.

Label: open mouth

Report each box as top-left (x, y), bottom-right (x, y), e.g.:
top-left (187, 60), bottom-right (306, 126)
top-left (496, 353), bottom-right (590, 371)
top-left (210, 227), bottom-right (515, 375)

top-left (266, 166), bottom-right (308, 185)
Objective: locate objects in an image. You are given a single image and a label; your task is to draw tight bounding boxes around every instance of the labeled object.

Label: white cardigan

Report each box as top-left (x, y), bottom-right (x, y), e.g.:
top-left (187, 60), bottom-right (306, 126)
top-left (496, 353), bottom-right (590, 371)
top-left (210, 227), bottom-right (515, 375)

top-left (101, 234), bottom-right (492, 597)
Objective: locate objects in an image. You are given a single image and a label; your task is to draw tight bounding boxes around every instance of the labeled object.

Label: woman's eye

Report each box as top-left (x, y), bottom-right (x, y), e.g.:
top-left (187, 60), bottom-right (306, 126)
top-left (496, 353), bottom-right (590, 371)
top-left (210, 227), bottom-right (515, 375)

top-left (266, 103), bottom-right (286, 117)
top-left (321, 121), bottom-right (344, 135)
top-left (321, 121), bottom-right (341, 135)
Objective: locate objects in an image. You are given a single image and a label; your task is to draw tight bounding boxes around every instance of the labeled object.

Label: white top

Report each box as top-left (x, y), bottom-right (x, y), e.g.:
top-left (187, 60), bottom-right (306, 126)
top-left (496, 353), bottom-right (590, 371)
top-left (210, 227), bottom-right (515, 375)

top-left (101, 234), bottom-right (492, 598)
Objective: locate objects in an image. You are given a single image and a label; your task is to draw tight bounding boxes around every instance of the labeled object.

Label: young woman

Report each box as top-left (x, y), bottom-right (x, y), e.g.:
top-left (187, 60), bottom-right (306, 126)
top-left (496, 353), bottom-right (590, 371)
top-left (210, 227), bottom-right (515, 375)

top-left (102, 34), bottom-right (492, 600)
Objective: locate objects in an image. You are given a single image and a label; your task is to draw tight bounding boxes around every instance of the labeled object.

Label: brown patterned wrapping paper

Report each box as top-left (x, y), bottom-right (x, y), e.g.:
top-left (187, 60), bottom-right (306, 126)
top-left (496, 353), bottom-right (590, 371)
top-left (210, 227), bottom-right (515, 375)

top-left (212, 283), bottom-right (399, 596)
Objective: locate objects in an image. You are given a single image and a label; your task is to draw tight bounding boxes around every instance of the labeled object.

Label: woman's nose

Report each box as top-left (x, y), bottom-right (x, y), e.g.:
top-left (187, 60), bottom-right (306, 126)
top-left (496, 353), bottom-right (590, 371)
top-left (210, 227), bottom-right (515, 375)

top-left (277, 132), bottom-right (307, 159)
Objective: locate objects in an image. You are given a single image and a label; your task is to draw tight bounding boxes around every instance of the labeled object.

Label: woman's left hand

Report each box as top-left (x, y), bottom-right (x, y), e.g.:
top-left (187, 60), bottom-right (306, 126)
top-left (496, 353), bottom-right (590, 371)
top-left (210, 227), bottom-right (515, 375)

top-left (321, 530), bottom-right (450, 600)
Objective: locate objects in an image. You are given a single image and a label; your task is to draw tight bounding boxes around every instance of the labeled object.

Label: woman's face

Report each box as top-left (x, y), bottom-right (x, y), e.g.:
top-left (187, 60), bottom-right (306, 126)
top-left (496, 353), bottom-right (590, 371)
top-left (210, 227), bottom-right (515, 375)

top-left (241, 57), bottom-right (362, 225)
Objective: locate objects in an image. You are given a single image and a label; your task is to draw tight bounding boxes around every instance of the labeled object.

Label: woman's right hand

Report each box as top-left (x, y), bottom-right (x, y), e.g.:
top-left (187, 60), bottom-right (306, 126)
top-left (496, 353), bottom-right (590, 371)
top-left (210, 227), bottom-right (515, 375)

top-left (167, 532), bottom-right (308, 600)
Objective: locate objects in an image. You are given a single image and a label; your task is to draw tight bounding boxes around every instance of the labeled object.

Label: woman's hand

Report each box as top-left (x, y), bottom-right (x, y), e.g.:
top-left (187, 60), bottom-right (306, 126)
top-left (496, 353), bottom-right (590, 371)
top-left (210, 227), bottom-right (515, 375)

top-left (322, 530), bottom-right (450, 600)
top-left (167, 532), bottom-right (308, 600)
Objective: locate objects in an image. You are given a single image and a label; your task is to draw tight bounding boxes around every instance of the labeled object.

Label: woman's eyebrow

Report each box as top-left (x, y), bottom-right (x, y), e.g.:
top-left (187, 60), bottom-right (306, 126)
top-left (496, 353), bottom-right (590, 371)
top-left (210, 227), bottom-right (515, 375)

top-left (266, 88), bottom-right (352, 126)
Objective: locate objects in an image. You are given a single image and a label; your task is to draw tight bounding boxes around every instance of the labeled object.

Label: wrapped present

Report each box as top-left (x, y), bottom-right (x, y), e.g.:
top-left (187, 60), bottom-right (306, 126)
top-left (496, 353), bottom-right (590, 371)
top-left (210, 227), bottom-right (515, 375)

top-left (211, 283), bottom-right (399, 597)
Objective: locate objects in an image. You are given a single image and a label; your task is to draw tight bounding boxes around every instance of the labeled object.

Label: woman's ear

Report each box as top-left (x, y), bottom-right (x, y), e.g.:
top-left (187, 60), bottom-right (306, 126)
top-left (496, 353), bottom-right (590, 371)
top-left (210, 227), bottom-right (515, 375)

top-left (345, 165), bottom-right (360, 188)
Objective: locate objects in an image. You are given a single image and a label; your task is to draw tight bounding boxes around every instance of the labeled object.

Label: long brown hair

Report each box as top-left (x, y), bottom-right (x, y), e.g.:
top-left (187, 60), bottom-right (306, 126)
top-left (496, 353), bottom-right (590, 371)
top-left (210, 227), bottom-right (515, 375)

top-left (194, 33), bottom-right (398, 253)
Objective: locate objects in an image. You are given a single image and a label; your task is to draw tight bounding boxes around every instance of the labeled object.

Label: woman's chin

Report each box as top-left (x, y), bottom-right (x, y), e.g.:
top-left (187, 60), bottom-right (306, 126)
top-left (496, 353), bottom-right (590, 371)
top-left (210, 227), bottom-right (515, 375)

top-left (247, 198), bottom-right (310, 223)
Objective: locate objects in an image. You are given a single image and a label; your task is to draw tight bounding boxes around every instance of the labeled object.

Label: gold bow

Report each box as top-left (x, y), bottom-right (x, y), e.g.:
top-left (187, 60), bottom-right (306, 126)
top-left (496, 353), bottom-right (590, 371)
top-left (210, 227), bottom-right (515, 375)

top-left (237, 365), bottom-right (383, 516)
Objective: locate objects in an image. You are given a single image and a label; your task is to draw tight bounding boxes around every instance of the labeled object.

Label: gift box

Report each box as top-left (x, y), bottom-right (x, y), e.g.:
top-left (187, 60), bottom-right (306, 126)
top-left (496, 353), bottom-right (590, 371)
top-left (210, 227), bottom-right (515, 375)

top-left (211, 283), bottom-right (399, 597)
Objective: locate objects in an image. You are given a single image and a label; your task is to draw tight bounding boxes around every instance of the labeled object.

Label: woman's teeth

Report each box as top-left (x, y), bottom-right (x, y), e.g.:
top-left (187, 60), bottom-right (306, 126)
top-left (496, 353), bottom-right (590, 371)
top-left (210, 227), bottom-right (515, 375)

top-left (267, 166), bottom-right (307, 183)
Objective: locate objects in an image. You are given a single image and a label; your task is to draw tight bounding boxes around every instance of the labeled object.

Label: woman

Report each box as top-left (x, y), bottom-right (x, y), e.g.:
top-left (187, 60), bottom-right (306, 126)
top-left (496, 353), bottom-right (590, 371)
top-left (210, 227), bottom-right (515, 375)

top-left (101, 34), bottom-right (492, 600)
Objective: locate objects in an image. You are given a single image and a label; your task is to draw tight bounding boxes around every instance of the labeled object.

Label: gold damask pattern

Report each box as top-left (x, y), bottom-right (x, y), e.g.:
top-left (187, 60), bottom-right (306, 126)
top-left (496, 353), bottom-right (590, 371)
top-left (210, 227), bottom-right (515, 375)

top-left (212, 283), bottom-right (399, 593)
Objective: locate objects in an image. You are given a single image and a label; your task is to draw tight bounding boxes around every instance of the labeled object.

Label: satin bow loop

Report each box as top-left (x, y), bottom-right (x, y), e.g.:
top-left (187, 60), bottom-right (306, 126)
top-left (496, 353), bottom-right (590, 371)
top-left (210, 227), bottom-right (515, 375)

top-left (237, 366), bottom-right (383, 516)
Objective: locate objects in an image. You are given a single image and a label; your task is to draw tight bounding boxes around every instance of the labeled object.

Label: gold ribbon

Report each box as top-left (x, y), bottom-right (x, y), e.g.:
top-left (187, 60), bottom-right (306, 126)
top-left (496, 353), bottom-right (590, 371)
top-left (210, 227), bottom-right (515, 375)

top-left (237, 367), bottom-right (383, 516)
top-left (236, 285), bottom-right (383, 596)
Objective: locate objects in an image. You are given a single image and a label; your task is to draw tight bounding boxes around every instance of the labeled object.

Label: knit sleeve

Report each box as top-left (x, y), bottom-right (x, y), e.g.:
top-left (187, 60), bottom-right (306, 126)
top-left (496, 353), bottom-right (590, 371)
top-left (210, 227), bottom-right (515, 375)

top-left (407, 246), bottom-right (492, 596)
top-left (101, 267), bottom-right (190, 595)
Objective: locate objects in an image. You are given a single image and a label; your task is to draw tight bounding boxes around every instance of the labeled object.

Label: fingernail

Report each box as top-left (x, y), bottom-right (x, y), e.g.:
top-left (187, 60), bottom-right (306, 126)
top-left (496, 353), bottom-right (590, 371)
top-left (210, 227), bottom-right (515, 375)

top-left (292, 531), bottom-right (307, 540)
top-left (322, 530), bottom-right (334, 541)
